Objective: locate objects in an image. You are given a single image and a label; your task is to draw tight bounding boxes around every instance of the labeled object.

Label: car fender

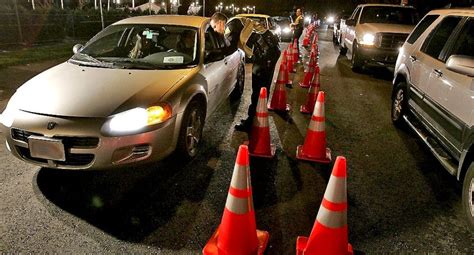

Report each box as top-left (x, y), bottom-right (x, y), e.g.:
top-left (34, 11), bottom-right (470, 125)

top-left (393, 63), bottom-right (410, 88)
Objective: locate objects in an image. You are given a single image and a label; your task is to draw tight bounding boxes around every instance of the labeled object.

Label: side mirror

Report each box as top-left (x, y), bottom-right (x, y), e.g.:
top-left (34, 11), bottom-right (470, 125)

top-left (73, 44), bottom-right (83, 54)
top-left (446, 55), bottom-right (474, 77)
top-left (205, 48), bottom-right (225, 63)
top-left (345, 19), bottom-right (356, 26)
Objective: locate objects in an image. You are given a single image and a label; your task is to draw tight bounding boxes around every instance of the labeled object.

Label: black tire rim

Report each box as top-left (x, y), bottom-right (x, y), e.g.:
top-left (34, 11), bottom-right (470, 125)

top-left (392, 88), bottom-right (404, 120)
top-left (185, 109), bottom-right (202, 157)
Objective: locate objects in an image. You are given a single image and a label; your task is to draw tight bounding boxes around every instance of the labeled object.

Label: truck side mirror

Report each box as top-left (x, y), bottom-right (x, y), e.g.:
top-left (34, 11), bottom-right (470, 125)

top-left (446, 55), bottom-right (474, 77)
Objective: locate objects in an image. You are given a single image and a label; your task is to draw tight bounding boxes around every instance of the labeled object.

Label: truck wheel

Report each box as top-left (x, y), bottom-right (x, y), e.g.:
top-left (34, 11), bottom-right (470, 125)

top-left (351, 42), bottom-right (364, 71)
top-left (176, 100), bottom-right (205, 160)
top-left (462, 163), bottom-right (474, 231)
top-left (391, 82), bottom-right (407, 127)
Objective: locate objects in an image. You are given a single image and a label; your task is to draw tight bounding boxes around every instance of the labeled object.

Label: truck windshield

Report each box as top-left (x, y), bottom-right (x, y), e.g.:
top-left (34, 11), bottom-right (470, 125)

top-left (360, 7), bottom-right (418, 25)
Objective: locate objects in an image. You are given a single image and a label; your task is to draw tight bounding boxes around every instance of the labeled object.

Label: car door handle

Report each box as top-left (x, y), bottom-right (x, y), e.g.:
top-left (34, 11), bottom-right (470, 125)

top-left (409, 55), bottom-right (417, 62)
top-left (433, 69), bottom-right (443, 77)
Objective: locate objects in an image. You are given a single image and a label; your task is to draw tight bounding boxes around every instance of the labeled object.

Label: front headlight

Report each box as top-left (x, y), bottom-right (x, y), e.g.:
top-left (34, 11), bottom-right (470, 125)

top-left (305, 16), bottom-right (311, 23)
top-left (275, 27), bottom-right (281, 34)
top-left (326, 16), bottom-right (335, 23)
top-left (283, 27), bottom-right (291, 33)
top-left (108, 103), bottom-right (172, 133)
top-left (360, 33), bottom-right (375, 46)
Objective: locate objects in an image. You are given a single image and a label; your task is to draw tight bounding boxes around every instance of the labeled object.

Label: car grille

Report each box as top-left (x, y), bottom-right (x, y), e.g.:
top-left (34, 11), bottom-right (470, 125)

top-left (11, 128), bottom-right (98, 167)
top-left (378, 33), bottom-right (408, 49)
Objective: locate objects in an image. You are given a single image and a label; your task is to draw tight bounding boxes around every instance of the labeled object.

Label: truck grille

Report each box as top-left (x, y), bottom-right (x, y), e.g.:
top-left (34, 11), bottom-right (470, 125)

top-left (378, 33), bottom-right (408, 49)
top-left (11, 128), bottom-right (98, 167)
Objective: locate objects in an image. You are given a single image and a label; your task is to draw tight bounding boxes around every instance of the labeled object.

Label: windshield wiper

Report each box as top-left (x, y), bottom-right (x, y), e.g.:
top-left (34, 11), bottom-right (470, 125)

top-left (71, 53), bottom-right (114, 68)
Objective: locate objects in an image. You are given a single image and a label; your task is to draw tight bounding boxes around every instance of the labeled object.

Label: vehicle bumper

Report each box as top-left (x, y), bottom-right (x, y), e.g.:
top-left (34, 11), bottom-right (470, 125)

top-left (1, 110), bottom-right (182, 170)
top-left (358, 46), bottom-right (400, 66)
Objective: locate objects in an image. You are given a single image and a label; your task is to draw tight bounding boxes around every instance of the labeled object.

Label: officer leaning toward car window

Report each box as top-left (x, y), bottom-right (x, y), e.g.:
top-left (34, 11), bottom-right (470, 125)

top-left (210, 12), bottom-right (279, 132)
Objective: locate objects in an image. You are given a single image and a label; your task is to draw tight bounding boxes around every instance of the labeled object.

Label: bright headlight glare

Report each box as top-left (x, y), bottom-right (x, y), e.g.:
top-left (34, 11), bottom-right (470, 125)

top-left (283, 27), bottom-right (291, 33)
top-left (305, 16), bottom-right (311, 22)
top-left (327, 16), bottom-right (335, 23)
top-left (275, 27), bottom-right (281, 33)
top-left (361, 33), bottom-right (375, 45)
top-left (108, 104), bottom-right (172, 133)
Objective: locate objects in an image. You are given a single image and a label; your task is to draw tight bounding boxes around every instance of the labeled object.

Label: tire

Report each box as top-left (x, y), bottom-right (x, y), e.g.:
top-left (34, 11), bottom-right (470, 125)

top-left (176, 100), bottom-right (205, 160)
top-left (351, 42), bottom-right (364, 71)
top-left (231, 62), bottom-right (245, 100)
top-left (391, 82), bottom-right (408, 127)
top-left (462, 163), bottom-right (474, 231)
top-left (339, 42), bottom-right (347, 55)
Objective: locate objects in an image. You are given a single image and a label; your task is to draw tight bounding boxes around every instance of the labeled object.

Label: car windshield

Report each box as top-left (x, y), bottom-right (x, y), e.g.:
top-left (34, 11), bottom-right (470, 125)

top-left (70, 24), bottom-right (199, 69)
top-left (276, 18), bottom-right (291, 28)
top-left (359, 7), bottom-right (418, 25)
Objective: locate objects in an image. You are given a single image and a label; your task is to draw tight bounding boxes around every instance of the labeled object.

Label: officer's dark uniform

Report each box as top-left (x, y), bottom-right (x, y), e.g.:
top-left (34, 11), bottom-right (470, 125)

top-left (225, 18), bottom-right (279, 131)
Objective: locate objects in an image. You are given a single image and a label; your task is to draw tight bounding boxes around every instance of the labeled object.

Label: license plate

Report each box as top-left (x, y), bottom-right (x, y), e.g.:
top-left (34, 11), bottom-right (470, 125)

top-left (28, 136), bottom-right (66, 161)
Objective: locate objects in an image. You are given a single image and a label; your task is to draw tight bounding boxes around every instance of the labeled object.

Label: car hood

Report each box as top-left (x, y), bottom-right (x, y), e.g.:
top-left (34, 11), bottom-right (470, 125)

top-left (359, 23), bottom-right (414, 34)
top-left (13, 62), bottom-right (193, 118)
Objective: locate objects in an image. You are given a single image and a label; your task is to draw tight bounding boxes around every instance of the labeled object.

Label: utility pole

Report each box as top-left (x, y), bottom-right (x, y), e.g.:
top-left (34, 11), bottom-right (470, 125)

top-left (13, 0), bottom-right (23, 44)
top-left (99, 0), bottom-right (105, 29)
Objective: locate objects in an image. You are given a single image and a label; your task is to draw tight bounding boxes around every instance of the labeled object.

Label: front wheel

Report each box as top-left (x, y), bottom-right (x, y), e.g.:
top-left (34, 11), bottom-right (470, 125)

top-left (351, 42), bottom-right (364, 71)
top-left (176, 100), bottom-right (205, 160)
top-left (462, 163), bottom-right (474, 231)
top-left (391, 82), bottom-right (408, 127)
top-left (231, 62), bottom-right (245, 100)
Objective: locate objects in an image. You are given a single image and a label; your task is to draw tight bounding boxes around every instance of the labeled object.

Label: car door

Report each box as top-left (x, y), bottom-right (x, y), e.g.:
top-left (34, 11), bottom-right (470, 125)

top-left (424, 17), bottom-right (474, 155)
top-left (404, 14), bottom-right (440, 97)
top-left (214, 33), bottom-right (239, 97)
top-left (343, 6), bottom-right (361, 50)
top-left (200, 27), bottom-right (227, 115)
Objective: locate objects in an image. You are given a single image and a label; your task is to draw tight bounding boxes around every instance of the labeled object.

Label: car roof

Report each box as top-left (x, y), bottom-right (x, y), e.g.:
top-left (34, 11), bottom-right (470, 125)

top-left (426, 8), bottom-right (474, 16)
top-left (357, 4), bottom-right (415, 9)
top-left (236, 14), bottom-right (270, 18)
top-left (113, 15), bottom-right (209, 28)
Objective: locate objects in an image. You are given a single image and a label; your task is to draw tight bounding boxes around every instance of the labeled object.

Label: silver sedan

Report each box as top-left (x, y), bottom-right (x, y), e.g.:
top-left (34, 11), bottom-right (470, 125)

top-left (0, 15), bottom-right (245, 170)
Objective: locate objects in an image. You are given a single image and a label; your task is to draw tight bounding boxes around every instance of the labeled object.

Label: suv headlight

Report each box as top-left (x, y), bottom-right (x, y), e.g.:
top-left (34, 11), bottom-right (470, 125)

top-left (106, 103), bottom-right (172, 134)
top-left (360, 33), bottom-right (375, 46)
top-left (283, 27), bottom-right (291, 33)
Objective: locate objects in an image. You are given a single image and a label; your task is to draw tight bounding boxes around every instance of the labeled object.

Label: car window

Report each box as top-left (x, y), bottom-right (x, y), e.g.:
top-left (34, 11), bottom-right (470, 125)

top-left (359, 6), bottom-right (418, 25)
top-left (448, 18), bottom-right (474, 58)
top-left (205, 28), bottom-right (218, 50)
top-left (407, 15), bottom-right (439, 44)
top-left (421, 16), bottom-right (462, 60)
top-left (72, 24), bottom-right (199, 69)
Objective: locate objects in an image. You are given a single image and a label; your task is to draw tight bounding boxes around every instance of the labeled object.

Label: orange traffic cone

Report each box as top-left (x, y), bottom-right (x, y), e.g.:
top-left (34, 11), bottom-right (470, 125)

top-left (299, 53), bottom-right (316, 88)
top-left (280, 50), bottom-right (292, 87)
top-left (300, 66), bottom-right (320, 114)
top-left (248, 87), bottom-right (276, 158)
top-left (293, 39), bottom-right (299, 63)
top-left (268, 63), bottom-right (291, 112)
top-left (203, 145), bottom-right (269, 255)
top-left (296, 156), bottom-right (353, 255)
top-left (296, 91), bottom-right (331, 163)
top-left (287, 45), bottom-right (296, 73)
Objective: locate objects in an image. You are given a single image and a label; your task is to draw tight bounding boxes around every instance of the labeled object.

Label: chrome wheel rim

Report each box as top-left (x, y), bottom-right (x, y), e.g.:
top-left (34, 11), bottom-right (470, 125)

top-left (185, 109), bottom-right (202, 157)
top-left (238, 66), bottom-right (244, 93)
top-left (470, 178), bottom-right (474, 217)
top-left (393, 89), bottom-right (404, 120)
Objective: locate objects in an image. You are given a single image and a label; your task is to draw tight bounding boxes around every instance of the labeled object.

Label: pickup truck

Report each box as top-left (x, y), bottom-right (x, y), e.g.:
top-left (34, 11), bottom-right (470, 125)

top-left (339, 4), bottom-right (419, 71)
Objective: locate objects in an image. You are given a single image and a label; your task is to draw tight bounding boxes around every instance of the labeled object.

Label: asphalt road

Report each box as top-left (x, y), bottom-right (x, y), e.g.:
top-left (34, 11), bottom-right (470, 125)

top-left (1, 29), bottom-right (473, 253)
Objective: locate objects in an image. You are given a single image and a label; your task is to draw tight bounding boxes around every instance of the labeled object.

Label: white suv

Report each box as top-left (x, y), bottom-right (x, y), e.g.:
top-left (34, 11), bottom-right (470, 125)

top-left (391, 9), bottom-right (474, 230)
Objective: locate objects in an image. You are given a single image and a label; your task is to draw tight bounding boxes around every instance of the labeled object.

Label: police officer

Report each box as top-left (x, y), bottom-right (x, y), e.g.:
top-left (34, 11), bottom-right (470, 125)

top-left (291, 8), bottom-right (304, 55)
top-left (210, 12), bottom-right (279, 132)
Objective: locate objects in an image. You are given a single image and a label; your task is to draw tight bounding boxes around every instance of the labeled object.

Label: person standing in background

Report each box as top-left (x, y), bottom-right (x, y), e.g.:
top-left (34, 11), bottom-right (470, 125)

top-left (290, 8), bottom-right (304, 55)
